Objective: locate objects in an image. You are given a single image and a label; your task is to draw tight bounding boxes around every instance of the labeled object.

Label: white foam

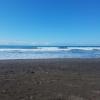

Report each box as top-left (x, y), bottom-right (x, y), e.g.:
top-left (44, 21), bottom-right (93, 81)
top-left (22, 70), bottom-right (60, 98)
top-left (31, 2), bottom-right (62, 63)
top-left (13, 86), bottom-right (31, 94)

top-left (0, 47), bottom-right (68, 52)
top-left (0, 46), bottom-right (100, 59)
top-left (66, 47), bottom-right (100, 51)
top-left (0, 47), bottom-right (100, 52)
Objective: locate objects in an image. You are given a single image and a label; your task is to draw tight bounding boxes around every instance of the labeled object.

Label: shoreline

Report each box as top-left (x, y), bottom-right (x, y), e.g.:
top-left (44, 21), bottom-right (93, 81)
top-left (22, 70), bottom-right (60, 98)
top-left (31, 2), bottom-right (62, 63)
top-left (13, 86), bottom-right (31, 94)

top-left (0, 57), bottom-right (100, 60)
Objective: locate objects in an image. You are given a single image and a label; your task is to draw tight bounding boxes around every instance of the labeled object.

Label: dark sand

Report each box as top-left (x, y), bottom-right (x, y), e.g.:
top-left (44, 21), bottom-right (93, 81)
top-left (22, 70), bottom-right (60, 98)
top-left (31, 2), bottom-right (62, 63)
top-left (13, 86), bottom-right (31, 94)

top-left (0, 59), bottom-right (100, 100)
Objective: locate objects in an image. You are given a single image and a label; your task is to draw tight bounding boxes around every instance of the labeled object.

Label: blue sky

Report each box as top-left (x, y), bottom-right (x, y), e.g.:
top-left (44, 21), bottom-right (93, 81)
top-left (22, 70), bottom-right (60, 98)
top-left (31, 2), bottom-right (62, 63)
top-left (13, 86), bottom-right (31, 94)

top-left (0, 0), bottom-right (100, 45)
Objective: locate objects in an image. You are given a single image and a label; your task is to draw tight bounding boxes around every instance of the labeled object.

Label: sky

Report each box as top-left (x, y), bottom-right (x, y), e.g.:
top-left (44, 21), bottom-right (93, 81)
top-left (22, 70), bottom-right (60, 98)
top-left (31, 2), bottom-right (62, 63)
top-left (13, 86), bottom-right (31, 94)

top-left (0, 0), bottom-right (100, 45)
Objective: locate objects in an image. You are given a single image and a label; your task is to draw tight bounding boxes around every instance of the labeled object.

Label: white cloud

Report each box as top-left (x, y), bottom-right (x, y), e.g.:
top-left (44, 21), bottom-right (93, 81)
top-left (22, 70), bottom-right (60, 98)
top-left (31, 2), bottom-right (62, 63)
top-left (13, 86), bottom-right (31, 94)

top-left (0, 40), bottom-right (54, 45)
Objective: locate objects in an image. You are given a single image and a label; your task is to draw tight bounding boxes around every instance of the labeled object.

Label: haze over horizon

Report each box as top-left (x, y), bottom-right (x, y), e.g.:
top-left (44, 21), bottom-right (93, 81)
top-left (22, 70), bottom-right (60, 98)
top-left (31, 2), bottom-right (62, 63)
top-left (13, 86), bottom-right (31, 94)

top-left (0, 0), bottom-right (100, 45)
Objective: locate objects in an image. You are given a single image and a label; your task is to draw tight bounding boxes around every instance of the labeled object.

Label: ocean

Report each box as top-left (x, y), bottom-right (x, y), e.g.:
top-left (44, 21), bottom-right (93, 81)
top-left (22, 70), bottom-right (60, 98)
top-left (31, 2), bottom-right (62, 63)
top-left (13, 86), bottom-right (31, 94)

top-left (0, 45), bottom-right (100, 59)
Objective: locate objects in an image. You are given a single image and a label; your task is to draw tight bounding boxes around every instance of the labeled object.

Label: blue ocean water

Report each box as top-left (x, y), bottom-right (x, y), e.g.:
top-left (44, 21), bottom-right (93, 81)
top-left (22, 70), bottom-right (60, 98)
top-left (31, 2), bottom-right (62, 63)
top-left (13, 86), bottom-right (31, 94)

top-left (0, 45), bottom-right (100, 59)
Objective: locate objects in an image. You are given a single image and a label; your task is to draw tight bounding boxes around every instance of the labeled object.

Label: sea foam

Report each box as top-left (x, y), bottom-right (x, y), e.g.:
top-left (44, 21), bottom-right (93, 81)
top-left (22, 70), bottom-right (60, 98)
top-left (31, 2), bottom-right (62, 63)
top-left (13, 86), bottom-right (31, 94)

top-left (0, 46), bottom-right (100, 59)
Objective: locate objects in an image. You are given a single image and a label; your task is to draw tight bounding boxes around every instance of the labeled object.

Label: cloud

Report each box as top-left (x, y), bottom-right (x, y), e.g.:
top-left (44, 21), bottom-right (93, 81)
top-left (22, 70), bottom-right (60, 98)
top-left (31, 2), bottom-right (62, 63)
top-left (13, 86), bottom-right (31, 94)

top-left (0, 40), bottom-right (32, 45)
top-left (0, 40), bottom-right (54, 45)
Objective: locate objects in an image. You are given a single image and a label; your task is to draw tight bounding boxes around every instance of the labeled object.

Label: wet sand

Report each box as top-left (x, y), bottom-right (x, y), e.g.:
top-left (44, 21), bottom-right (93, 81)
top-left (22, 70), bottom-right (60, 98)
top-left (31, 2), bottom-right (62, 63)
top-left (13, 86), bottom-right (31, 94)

top-left (0, 59), bottom-right (100, 100)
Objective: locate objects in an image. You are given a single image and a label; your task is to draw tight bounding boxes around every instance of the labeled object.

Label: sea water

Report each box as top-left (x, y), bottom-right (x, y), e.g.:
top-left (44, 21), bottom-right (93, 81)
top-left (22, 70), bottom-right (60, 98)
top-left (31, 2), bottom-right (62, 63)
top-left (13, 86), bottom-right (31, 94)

top-left (0, 45), bottom-right (100, 59)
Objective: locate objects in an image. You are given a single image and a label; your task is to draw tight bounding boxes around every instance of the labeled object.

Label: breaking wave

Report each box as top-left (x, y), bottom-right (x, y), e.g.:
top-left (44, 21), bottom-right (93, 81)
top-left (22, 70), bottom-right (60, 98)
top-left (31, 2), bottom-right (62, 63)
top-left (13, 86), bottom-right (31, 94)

top-left (0, 46), bottom-right (100, 59)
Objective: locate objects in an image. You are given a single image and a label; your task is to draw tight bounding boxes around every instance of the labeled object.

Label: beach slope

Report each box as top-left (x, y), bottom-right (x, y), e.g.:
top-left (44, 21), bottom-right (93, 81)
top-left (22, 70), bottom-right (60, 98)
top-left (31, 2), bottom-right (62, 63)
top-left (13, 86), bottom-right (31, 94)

top-left (0, 59), bottom-right (100, 100)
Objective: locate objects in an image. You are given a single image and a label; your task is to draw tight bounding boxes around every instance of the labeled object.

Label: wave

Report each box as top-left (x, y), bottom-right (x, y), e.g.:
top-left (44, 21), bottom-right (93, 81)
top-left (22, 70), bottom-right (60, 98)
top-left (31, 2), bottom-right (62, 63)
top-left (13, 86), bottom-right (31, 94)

top-left (0, 46), bottom-right (100, 59)
top-left (0, 47), bottom-right (100, 52)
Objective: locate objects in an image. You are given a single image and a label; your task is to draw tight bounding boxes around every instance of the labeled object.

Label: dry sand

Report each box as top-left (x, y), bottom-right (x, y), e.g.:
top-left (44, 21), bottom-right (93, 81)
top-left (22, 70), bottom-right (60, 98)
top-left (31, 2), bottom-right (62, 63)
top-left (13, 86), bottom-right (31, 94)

top-left (0, 58), bottom-right (100, 100)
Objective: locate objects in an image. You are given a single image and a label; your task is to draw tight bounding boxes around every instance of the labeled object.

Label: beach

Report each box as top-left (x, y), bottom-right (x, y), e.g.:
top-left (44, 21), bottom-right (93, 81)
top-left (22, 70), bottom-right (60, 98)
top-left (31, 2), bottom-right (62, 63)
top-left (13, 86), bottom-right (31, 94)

top-left (0, 59), bottom-right (100, 100)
